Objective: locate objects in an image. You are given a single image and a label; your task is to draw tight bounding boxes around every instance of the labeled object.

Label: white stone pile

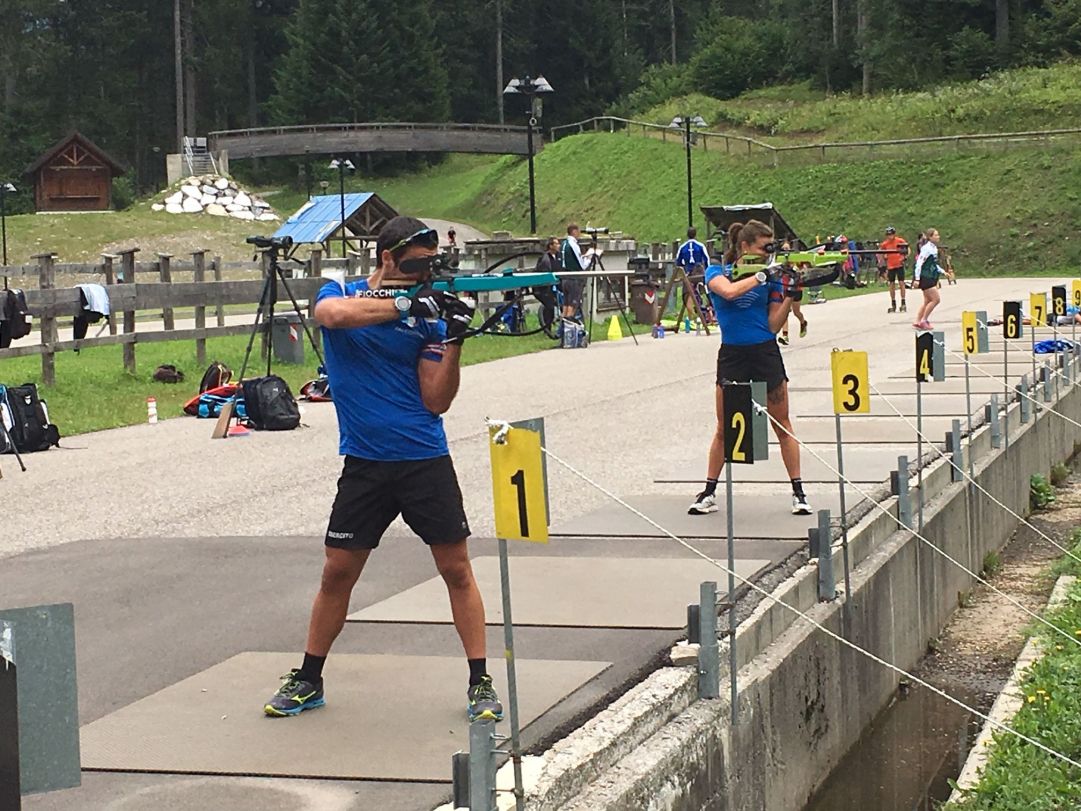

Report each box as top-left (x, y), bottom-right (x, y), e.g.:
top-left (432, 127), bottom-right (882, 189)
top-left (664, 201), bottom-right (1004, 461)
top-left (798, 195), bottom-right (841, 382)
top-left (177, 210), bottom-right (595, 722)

top-left (151, 175), bottom-right (278, 221)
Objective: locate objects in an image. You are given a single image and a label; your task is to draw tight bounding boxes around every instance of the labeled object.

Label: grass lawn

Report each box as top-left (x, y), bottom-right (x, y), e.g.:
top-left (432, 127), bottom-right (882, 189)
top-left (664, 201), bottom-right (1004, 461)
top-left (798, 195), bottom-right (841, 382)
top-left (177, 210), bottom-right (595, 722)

top-left (946, 533), bottom-right (1081, 809)
top-left (1, 314), bottom-right (646, 436)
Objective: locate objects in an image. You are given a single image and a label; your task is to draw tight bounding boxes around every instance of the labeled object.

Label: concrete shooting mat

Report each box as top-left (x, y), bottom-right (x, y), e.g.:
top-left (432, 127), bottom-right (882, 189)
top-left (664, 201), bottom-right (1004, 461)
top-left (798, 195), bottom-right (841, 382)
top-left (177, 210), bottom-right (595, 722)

top-left (80, 653), bottom-right (608, 782)
top-left (658, 445), bottom-right (902, 485)
top-left (779, 418), bottom-right (954, 444)
top-left (347, 555), bottom-right (775, 629)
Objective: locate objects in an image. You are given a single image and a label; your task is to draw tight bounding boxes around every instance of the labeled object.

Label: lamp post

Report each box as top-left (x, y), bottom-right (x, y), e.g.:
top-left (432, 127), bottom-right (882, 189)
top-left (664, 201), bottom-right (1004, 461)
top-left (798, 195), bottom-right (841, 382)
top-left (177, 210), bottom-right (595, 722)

top-left (329, 157), bottom-right (355, 258)
top-left (503, 75), bottom-right (554, 234)
top-left (1, 183), bottom-right (14, 270)
top-left (670, 116), bottom-right (706, 229)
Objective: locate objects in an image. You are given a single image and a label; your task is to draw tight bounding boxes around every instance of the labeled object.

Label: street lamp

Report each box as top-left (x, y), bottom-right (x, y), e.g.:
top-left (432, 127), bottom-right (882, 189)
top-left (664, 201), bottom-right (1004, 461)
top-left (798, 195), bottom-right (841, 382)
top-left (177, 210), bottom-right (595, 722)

top-left (503, 75), bottom-right (554, 234)
top-left (669, 116), bottom-right (707, 229)
top-left (1, 182), bottom-right (15, 269)
top-left (329, 157), bottom-right (355, 258)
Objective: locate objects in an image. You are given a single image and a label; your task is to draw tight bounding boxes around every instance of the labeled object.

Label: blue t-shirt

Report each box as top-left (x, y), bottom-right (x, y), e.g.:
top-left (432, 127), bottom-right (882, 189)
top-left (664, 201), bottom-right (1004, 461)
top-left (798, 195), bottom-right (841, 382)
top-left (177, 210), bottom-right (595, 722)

top-left (705, 263), bottom-right (782, 346)
top-left (316, 279), bottom-right (450, 461)
top-left (676, 239), bottom-right (709, 270)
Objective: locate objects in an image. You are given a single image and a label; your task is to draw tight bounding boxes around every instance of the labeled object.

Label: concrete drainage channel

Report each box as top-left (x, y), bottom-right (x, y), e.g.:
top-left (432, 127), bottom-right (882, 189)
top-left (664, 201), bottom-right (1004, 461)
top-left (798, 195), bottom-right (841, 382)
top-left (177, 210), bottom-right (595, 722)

top-left (450, 371), bottom-right (1081, 810)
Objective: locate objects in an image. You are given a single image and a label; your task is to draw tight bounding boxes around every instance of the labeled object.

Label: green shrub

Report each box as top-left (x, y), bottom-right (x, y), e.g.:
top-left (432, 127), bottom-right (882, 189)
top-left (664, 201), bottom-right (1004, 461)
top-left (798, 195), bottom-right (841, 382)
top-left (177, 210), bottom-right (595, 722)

top-left (1031, 474), bottom-right (1056, 510)
top-left (1050, 463), bottom-right (1070, 486)
top-left (112, 173), bottom-right (137, 211)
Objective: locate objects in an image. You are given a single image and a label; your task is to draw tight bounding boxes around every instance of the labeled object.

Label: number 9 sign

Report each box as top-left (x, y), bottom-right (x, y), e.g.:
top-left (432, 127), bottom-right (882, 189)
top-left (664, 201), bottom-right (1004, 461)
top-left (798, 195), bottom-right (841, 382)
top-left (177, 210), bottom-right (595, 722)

top-left (489, 421), bottom-right (549, 543)
top-left (831, 350), bottom-right (870, 414)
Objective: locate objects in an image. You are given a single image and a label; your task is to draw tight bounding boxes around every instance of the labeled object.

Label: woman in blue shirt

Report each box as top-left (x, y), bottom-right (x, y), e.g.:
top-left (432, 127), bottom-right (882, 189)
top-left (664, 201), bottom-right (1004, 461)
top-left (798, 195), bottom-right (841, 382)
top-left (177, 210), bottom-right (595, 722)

top-left (689, 219), bottom-right (811, 516)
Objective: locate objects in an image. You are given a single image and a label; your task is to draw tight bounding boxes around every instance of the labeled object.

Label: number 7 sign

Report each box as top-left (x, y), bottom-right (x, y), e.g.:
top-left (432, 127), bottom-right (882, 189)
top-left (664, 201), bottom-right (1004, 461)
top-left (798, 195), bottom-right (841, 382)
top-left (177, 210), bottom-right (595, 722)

top-left (489, 420), bottom-right (550, 543)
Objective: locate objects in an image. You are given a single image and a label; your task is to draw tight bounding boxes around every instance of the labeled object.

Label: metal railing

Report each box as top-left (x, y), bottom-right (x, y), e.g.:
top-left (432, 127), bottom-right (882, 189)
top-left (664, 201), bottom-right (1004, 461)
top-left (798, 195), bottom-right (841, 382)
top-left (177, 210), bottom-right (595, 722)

top-left (549, 116), bottom-right (1081, 165)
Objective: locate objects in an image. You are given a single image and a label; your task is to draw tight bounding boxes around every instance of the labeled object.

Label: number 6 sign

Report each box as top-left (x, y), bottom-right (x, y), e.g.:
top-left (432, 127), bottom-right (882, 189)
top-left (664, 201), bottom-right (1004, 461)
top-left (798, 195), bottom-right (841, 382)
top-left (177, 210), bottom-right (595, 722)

top-left (489, 420), bottom-right (549, 543)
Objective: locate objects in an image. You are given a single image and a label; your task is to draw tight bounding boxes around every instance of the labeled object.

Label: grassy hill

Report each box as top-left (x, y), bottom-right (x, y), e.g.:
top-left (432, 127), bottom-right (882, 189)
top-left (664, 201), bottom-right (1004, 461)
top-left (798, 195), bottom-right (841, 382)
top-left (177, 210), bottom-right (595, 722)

top-left (638, 62), bottom-right (1081, 142)
top-left (355, 134), bottom-right (1081, 274)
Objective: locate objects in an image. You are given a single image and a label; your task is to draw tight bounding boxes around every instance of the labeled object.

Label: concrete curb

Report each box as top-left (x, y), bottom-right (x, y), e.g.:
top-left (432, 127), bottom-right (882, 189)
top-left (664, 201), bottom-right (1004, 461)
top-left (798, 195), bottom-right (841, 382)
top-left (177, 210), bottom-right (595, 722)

top-left (947, 574), bottom-right (1078, 804)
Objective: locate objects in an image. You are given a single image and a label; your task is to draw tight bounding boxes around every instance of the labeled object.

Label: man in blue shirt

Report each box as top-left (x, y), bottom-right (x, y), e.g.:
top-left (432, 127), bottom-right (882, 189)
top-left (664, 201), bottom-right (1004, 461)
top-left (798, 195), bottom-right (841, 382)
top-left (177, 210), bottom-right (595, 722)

top-left (675, 227), bottom-right (710, 319)
top-left (264, 216), bottom-right (503, 724)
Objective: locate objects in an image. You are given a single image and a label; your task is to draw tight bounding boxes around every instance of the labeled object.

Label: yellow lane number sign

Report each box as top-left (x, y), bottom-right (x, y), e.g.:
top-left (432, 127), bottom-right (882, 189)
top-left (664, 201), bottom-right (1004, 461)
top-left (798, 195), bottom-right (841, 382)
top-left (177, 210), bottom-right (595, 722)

top-left (489, 423), bottom-right (549, 543)
top-left (1030, 292), bottom-right (1048, 328)
top-left (961, 311), bottom-right (979, 355)
top-left (830, 350), bottom-right (870, 414)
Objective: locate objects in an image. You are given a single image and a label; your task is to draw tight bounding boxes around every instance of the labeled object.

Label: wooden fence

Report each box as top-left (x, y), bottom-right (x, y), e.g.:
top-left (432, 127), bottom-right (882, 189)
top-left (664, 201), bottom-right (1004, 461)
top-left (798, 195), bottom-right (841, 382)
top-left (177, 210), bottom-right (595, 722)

top-left (0, 246), bottom-right (368, 385)
top-left (548, 116), bottom-right (1081, 166)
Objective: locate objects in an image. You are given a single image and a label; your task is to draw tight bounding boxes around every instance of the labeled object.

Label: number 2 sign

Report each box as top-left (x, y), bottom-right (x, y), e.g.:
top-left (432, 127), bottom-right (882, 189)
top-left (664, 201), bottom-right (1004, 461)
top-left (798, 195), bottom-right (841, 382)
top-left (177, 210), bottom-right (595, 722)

top-left (489, 420), bottom-right (549, 543)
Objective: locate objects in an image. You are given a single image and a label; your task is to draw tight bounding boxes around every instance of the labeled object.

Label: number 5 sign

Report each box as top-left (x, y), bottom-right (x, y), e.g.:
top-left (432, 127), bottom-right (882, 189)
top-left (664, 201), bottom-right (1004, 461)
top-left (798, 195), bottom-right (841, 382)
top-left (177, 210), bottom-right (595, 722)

top-left (831, 350), bottom-right (870, 414)
top-left (489, 419), bottom-right (549, 543)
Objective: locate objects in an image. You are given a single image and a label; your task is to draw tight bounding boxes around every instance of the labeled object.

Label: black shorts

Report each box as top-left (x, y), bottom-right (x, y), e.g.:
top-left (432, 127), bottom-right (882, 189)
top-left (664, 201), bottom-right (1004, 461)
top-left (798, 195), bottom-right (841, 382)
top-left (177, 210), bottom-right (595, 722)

top-left (716, 340), bottom-right (788, 392)
top-left (887, 267), bottom-right (905, 283)
top-left (918, 276), bottom-right (938, 290)
top-left (325, 455), bottom-right (470, 549)
top-left (561, 278), bottom-right (585, 307)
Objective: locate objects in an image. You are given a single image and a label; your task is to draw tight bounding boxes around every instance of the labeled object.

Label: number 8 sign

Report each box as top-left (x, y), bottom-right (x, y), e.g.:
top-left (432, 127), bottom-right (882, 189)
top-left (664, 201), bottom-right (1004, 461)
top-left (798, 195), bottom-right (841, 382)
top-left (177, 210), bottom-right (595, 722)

top-left (831, 350), bottom-right (870, 414)
top-left (489, 421), bottom-right (549, 543)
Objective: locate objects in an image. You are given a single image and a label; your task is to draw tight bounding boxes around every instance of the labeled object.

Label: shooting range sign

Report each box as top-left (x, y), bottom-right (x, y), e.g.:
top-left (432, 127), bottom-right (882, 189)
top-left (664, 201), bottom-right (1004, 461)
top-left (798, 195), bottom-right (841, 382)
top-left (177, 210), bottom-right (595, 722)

top-left (489, 422), bottom-right (549, 543)
top-left (1003, 301), bottom-right (1023, 340)
top-left (830, 350), bottom-right (870, 414)
top-left (1030, 292), bottom-right (1048, 328)
top-left (916, 331), bottom-right (935, 382)
top-left (1052, 286), bottom-right (1067, 321)
top-left (1073, 280), bottom-right (1081, 310)
top-left (961, 311), bottom-right (987, 355)
top-left (722, 381), bottom-right (768, 464)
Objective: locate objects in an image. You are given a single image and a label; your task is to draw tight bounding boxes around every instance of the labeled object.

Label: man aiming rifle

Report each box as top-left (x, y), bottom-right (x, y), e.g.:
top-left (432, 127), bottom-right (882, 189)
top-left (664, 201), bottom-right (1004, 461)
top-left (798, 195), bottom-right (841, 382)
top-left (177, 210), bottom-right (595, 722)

top-left (263, 215), bottom-right (503, 723)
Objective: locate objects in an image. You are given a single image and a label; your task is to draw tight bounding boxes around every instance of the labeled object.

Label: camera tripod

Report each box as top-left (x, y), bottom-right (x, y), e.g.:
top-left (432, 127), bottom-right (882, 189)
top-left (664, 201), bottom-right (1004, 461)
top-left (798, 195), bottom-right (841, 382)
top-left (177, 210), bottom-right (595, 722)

top-left (213, 235), bottom-right (326, 437)
top-left (582, 231), bottom-right (638, 345)
top-left (0, 419), bottom-right (26, 473)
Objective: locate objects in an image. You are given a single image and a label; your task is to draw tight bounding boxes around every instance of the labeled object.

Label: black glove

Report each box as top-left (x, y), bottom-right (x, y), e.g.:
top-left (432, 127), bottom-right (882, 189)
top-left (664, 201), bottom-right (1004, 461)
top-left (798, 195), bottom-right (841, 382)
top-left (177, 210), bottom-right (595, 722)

top-left (409, 286), bottom-right (444, 319)
top-left (442, 294), bottom-right (476, 344)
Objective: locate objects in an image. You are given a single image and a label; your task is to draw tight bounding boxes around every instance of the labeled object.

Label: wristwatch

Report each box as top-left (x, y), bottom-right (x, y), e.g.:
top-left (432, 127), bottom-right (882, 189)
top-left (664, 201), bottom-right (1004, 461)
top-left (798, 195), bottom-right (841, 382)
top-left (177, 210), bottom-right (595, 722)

top-left (394, 295), bottom-right (411, 319)
top-left (754, 271), bottom-right (768, 285)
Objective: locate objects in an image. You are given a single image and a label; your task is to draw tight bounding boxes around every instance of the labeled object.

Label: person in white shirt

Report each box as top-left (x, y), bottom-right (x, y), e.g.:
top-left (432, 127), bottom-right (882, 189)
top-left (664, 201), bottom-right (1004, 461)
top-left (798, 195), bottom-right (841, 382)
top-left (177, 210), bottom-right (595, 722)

top-left (560, 223), bottom-right (589, 320)
top-left (911, 228), bottom-right (943, 330)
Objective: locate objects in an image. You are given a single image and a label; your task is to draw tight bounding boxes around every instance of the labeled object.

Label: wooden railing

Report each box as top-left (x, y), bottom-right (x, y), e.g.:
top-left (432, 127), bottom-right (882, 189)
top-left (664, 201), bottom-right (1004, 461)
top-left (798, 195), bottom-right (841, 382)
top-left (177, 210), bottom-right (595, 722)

top-left (549, 116), bottom-right (1081, 165)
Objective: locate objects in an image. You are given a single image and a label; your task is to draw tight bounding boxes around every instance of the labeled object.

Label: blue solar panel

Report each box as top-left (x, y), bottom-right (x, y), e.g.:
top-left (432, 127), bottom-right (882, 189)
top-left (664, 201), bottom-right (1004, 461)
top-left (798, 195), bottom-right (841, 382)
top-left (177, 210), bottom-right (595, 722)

top-left (274, 193), bottom-right (374, 245)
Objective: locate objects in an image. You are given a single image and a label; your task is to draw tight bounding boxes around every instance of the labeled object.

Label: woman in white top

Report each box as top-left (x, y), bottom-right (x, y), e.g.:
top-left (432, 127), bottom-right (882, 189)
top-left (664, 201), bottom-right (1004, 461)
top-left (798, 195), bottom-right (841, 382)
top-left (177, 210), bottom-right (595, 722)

top-left (911, 228), bottom-right (943, 329)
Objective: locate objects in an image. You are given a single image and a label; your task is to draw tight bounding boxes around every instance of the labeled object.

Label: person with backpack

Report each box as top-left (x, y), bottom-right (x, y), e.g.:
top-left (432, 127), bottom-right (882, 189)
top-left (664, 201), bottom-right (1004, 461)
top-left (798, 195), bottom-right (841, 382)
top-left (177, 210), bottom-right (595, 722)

top-left (263, 216), bottom-right (503, 724)
top-left (911, 228), bottom-right (944, 330)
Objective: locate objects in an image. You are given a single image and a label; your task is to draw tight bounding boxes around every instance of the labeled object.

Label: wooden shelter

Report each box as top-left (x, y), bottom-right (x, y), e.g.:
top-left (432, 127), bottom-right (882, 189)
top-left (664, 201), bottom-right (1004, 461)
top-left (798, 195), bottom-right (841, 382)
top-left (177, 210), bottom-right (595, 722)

top-left (25, 132), bottom-right (125, 212)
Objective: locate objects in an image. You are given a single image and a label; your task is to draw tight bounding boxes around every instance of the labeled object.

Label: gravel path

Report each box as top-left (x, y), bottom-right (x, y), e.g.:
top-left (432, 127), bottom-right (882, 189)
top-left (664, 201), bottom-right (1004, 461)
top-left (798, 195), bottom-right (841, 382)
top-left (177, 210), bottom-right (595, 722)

top-left (0, 277), bottom-right (1055, 558)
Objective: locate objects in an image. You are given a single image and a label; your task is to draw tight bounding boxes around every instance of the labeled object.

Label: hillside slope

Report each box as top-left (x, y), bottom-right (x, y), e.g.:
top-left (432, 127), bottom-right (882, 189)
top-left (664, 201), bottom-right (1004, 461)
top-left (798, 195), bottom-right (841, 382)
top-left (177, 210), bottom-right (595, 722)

top-left (363, 134), bottom-right (1081, 274)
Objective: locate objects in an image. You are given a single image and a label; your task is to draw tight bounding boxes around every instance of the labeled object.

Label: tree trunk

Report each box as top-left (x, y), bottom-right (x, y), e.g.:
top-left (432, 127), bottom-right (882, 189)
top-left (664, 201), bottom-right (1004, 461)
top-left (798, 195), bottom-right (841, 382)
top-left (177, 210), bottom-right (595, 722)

top-left (247, 37), bottom-right (258, 128)
top-left (669, 0), bottom-right (677, 64)
top-left (995, 0), bottom-right (1009, 52)
top-left (858, 0), bottom-right (870, 94)
top-left (183, 0), bottom-right (196, 137)
top-left (496, 0), bottom-right (504, 125)
top-left (832, 0), bottom-right (840, 47)
top-left (621, 0), bottom-right (628, 58)
top-left (174, 0), bottom-right (184, 151)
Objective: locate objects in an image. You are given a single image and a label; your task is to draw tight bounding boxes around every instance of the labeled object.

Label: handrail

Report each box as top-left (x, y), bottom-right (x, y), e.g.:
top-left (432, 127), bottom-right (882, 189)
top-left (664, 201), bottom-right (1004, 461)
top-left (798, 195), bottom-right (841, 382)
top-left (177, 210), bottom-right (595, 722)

top-left (547, 115), bottom-right (1081, 156)
top-left (209, 121), bottom-right (529, 140)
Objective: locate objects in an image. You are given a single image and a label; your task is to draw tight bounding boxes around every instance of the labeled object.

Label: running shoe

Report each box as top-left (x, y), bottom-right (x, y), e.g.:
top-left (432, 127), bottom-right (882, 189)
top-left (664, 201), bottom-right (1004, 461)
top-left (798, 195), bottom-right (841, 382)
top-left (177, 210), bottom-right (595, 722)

top-left (792, 494), bottom-right (812, 515)
top-left (688, 491), bottom-right (718, 515)
top-left (778, 334), bottom-right (789, 346)
top-left (799, 321), bottom-right (808, 338)
top-left (468, 675), bottom-right (504, 722)
top-left (264, 669), bottom-right (325, 717)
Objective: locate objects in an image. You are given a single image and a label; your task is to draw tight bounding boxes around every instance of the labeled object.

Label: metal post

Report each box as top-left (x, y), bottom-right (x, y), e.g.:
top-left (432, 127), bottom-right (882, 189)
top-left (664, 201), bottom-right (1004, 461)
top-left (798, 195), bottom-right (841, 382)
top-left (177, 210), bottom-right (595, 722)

top-left (1041, 365), bottom-right (1052, 402)
top-left (1, 185), bottom-right (8, 269)
top-left (916, 377), bottom-right (924, 532)
top-left (948, 420), bottom-right (963, 482)
top-left (834, 414), bottom-right (852, 602)
top-left (469, 719), bottom-right (497, 811)
top-left (698, 581), bottom-right (720, 701)
top-left (338, 163), bottom-right (347, 259)
top-left (1031, 320), bottom-right (1039, 414)
top-left (526, 118), bottom-right (537, 234)
top-left (684, 118), bottom-right (693, 229)
top-left (986, 394), bottom-right (1001, 448)
top-left (1053, 316), bottom-right (1061, 401)
top-left (451, 751), bottom-right (470, 807)
top-left (892, 455), bottom-right (911, 528)
top-left (964, 355), bottom-right (974, 479)
top-left (1019, 375), bottom-right (1031, 423)
top-left (816, 509), bottom-right (836, 601)
top-left (497, 539), bottom-right (525, 811)
top-left (724, 462), bottom-right (737, 721)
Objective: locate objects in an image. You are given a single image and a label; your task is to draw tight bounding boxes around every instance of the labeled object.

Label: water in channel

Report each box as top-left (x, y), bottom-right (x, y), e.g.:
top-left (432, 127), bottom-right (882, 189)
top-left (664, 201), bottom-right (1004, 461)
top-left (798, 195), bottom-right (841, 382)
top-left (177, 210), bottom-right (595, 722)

top-left (802, 684), bottom-right (980, 811)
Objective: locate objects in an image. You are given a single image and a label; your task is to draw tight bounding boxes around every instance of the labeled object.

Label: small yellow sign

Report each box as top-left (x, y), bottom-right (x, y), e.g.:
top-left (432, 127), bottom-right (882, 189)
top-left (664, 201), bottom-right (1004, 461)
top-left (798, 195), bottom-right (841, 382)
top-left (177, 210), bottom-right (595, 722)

top-left (830, 350), bottom-right (870, 414)
top-left (961, 311), bottom-right (979, 355)
top-left (1030, 292), bottom-right (1047, 328)
top-left (489, 425), bottom-right (549, 543)
top-left (1073, 280), bottom-right (1081, 309)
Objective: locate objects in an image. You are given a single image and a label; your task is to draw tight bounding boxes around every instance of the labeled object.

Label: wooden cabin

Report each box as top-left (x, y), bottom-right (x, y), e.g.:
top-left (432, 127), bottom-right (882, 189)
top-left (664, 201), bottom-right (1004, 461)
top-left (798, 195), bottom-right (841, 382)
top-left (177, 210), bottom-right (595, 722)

top-left (25, 132), bottom-right (125, 212)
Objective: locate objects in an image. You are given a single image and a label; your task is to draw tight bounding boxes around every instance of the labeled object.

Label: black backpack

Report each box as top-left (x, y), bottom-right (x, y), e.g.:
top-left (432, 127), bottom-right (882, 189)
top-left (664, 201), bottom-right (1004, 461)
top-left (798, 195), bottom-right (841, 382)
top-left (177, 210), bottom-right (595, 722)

top-left (199, 361), bottom-right (232, 393)
top-left (0, 289), bottom-right (31, 348)
top-left (0, 383), bottom-right (61, 453)
top-left (240, 375), bottom-right (300, 431)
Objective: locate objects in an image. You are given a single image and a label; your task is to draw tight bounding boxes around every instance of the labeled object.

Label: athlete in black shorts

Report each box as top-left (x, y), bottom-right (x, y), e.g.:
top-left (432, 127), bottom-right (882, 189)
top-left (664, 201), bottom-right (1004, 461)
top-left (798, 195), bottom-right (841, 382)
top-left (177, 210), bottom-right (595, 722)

top-left (263, 216), bottom-right (503, 723)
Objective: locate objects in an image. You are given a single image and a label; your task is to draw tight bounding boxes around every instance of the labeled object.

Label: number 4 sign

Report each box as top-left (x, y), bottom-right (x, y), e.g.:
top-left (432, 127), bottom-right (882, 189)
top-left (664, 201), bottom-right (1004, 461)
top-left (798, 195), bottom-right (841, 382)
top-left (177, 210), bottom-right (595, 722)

top-left (489, 419), bottom-right (550, 543)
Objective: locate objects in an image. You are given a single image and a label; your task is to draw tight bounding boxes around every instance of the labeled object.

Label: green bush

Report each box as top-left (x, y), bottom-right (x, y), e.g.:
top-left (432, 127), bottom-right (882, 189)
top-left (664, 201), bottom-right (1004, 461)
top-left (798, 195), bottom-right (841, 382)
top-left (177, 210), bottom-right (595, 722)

top-left (1051, 463), bottom-right (1070, 486)
top-left (689, 16), bottom-right (788, 100)
top-left (112, 173), bottom-right (137, 211)
top-left (1031, 474), bottom-right (1056, 510)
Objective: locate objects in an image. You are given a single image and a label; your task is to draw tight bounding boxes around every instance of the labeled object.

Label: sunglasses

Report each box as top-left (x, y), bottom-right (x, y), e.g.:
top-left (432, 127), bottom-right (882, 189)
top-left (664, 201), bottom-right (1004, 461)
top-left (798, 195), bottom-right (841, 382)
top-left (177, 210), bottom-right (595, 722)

top-left (386, 227), bottom-right (439, 255)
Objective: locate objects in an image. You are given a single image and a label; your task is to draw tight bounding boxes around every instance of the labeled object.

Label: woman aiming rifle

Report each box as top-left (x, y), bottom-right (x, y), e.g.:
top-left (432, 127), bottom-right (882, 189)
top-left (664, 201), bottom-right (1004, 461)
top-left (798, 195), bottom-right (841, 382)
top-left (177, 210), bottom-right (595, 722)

top-left (689, 220), bottom-right (812, 517)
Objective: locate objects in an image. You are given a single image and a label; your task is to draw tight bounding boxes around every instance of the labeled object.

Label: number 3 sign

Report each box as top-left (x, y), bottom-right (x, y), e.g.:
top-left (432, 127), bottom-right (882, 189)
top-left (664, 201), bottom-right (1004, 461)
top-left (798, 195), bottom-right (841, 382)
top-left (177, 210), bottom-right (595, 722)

top-left (489, 420), bottom-right (550, 543)
top-left (830, 350), bottom-right (870, 414)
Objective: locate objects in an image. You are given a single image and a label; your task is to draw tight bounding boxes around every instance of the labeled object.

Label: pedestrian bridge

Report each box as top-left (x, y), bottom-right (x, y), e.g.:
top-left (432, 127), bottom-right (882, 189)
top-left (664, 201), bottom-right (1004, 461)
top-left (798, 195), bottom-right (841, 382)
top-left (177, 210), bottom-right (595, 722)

top-left (208, 122), bottom-right (540, 160)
